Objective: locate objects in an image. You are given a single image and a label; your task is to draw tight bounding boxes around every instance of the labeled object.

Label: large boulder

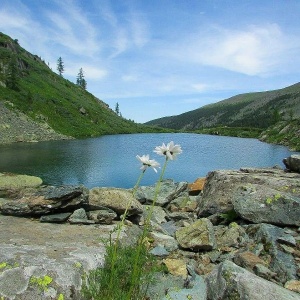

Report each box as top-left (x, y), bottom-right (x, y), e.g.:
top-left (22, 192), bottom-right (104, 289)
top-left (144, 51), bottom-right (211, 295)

top-left (0, 173), bottom-right (42, 194)
top-left (88, 187), bottom-right (143, 216)
top-left (233, 184), bottom-right (300, 226)
top-left (284, 154), bottom-right (300, 173)
top-left (205, 260), bottom-right (300, 300)
top-left (198, 168), bottom-right (300, 218)
top-left (0, 185), bottom-right (88, 216)
top-left (175, 218), bottom-right (216, 251)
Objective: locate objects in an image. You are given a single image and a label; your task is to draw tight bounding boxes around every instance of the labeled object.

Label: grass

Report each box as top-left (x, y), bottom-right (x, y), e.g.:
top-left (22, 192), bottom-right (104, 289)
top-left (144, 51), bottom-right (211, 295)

top-left (81, 238), bottom-right (160, 300)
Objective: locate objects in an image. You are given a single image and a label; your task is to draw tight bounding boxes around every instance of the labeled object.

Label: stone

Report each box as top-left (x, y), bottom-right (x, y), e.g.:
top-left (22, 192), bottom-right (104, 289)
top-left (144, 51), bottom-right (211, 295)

top-left (0, 185), bottom-right (87, 216)
top-left (149, 245), bottom-right (169, 257)
top-left (247, 223), bottom-right (298, 284)
top-left (0, 172), bottom-right (42, 191)
top-left (167, 211), bottom-right (195, 221)
top-left (149, 231), bottom-right (178, 252)
top-left (142, 205), bottom-right (167, 224)
top-left (161, 275), bottom-right (207, 300)
top-left (285, 280), bottom-right (300, 294)
top-left (88, 187), bottom-right (143, 216)
top-left (206, 260), bottom-right (300, 300)
top-left (135, 179), bottom-right (188, 206)
top-left (197, 168), bottom-right (300, 218)
top-left (167, 194), bottom-right (198, 212)
top-left (175, 218), bottom-right (216, 251)
top-left (188, 177), bottom-right (206, 195)
top-left (214, 223), bottom-right (249, 248)
top-left (88, 208), bottom-right (117, 224)
top-left (283, 155), bottom-right (300, 173)
top-left (233, 251), bottom-right (267, 271)
top-left (40, 212), bottom-right (72, 223)
top-left (233, 184), bottom-right (300, 227)
top-left (69, 208), bottom-right (94, 224)
top-left (254, 264), bottom-right (277, 280)
top-left (163, 258), bottom-right (187, 278)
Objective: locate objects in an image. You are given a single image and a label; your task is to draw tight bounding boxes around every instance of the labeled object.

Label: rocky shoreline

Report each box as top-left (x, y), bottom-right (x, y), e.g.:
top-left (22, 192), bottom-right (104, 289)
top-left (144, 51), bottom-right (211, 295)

top-left (0, 155), bottom-right (300, 299)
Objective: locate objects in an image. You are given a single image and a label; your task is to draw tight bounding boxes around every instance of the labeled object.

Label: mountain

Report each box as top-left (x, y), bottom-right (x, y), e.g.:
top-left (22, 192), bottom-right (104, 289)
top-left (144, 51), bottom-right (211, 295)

top-left (145, 83), bottom-right (300, 151)
top-left (0, 32), bottom-right (162, 144)
top-left (145, 83), bottom-right (300, 130)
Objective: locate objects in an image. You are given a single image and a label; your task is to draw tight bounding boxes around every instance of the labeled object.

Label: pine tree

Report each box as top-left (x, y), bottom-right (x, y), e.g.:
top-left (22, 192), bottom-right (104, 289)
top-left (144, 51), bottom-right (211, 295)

top-left (76, 68), bottom-right (87, 90)
top-left (57, 57), bottom-right (64, 76)
top-left (115, 102), bottom-right (120, 115)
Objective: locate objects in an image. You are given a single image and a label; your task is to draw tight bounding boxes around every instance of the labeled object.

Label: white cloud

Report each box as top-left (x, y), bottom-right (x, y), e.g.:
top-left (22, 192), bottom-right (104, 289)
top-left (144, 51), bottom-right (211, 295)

top-left (64, 64), bottom-right (107, 80)
top-left (169, 23), bottom-right (300, 76)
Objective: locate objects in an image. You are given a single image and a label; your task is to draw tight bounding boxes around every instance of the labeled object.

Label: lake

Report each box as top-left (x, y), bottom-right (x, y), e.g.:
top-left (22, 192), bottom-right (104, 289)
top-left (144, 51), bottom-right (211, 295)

top-left (0, 133), bottom-right (298, 189)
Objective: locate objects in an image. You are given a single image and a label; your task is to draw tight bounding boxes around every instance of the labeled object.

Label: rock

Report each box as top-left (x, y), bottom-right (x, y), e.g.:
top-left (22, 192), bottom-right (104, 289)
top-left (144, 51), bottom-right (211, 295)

top-left (40, 212), bottom-right (72, 223)
top-left (88, 187), bottom-right (143, 216)
top-left (247, 223), bottom-right (298, 284)
top-left (167, 211), bottom-right (195, 222)
top-left (198, 168), bottom-right (300, 218)
top-left (214, 223), bottom-right (249, 248)
top-left (135, 179), bottom-right (188, 206)
top-left (88, 208), bottom-right (117, 224)
top-left (285, 280), bottom-right (300, 294)
top-left (188, 177), bottom-right (206, 195)
top-left (167, 194), bottom-right (198, 212)
top-left (149, 231), bottom-right (178, 252)
top-left (149, 245), bottom-right (170, 257)
top-left (69, 208), bottom-right (94, 224)
top-left (142, 205), bottom-right (167, 224)
top-left (234, 251), bottom-right (267, 271)
top-left (161, 274), bottom-right (207, 300)
top-left (206, 260), bottom-right (300, 300)
top-left (160, 221), bottom-right (178, 237)
top-left (0, 213), bottom-right (116, 300)
top-left (163, 258), bottom-right (187, 278)
top-left (0, 185), bottom-right (87, 216)
top-left (254, 264), bottom-right (277, 280)
top-left (284, 155), bottom-right (300, 173)
top-left (175, 218), bottom-right (216, 251)
top-left (233, 184), bottom-right (300, 226)
top-left (0, 173), bottom-right (42, 192)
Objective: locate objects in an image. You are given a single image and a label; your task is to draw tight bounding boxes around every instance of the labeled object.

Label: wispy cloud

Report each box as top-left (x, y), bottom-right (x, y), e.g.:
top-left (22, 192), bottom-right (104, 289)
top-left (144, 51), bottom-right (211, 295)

top-left (164, 23), bottom-right (300, 76)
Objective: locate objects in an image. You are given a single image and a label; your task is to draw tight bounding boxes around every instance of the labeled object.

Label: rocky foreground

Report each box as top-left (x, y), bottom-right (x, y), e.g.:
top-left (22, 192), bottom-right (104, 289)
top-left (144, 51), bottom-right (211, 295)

top-left (0, 155), bottom-right (300, 299)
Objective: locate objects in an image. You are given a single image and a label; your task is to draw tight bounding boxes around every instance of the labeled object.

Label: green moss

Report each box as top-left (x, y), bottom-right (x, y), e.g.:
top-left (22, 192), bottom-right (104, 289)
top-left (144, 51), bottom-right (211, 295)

top-left (265, 193), bottom-right (282, 205)
top-left (0, 262), bottom-right (7, 269)
top-left (30, 275), bottom-right (53, 291)
top-left (57, 294), bottom-right (64, 300)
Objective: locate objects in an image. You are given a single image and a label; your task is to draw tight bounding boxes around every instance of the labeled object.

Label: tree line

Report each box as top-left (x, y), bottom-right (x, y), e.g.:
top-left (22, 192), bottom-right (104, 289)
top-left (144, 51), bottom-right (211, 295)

top-left (57, 57), bottom-right (86, 90)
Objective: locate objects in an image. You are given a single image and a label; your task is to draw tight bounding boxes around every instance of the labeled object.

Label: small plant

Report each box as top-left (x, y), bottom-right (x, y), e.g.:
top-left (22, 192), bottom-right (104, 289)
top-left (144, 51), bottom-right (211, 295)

top-left (30, 275), bottom-right (53, 291)
top-left (82, 141), bottom-right (182, 300)
top-left (265, 193), bottom-right (281, 205)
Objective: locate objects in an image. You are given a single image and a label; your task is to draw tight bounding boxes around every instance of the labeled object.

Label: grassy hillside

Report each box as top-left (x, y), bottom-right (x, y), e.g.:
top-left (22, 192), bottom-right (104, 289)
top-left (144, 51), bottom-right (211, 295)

top-left (145, 83), bottom-right (300, 131)
top-left (0, 32), bottom-right (163, 141)
top-left (145, 82), bottom-right (300, 151)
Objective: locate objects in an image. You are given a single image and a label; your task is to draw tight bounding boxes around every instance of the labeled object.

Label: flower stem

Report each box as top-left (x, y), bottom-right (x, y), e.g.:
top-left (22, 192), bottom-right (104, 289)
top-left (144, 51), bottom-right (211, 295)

top-left (108, 170), bottom-right (146, 294)
top-left (126, 158), bottom-right (169, 299)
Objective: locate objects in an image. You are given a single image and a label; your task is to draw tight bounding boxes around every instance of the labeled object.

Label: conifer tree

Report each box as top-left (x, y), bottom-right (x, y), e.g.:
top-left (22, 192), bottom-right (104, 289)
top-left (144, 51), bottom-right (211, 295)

top-left (115, 102), bottom-right (120, 115)
top-left (76, 68), bottom-right (87, 90)
top-left (57, 57), bottom-right (64, 76)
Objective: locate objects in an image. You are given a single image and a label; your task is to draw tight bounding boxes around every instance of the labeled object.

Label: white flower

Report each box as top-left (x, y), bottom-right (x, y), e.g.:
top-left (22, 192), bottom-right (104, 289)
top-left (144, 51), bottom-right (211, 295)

top-left (136, 154), bottom-right (160, 173)
top-left (154, 141), bottom-right (182, 160)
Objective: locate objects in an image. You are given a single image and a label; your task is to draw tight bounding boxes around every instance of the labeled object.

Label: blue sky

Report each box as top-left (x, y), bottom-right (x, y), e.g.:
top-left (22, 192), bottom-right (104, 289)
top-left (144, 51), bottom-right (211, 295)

top-left (1, 0), bottom-right (300, 123)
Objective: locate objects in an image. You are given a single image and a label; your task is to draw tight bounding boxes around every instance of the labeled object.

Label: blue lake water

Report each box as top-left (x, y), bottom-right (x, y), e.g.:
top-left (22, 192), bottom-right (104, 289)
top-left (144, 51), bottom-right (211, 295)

top-left (0, 133), bottom-right (298, 188)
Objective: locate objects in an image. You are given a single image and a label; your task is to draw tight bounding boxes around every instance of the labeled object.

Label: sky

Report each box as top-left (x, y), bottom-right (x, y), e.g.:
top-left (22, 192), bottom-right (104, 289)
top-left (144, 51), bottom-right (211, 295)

top-left (1, 0), bottom-right (300, 123)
